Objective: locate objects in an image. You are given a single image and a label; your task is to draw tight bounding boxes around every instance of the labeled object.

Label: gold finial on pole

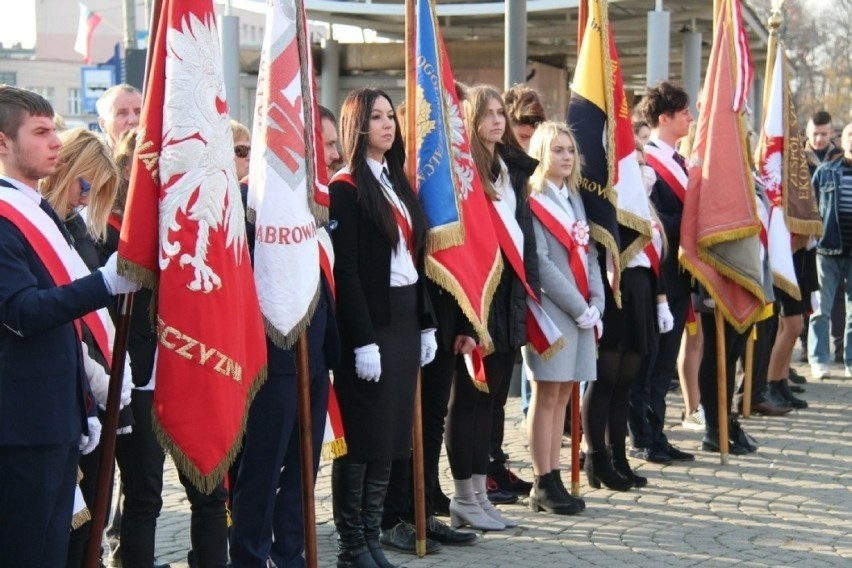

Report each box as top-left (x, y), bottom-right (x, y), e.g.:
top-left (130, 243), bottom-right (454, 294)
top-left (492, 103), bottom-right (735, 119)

top-left (768, 0), bottom-right (783, 30)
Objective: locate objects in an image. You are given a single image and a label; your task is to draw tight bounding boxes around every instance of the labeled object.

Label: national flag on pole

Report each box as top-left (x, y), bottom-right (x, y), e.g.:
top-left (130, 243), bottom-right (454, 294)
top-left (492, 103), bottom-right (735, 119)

top-left (414, 0), bottom-right (503, 351)
top-left (118, 0), bottom-right (267, 492)
top-left (679, 0), bottom-right (766, 332)
top-left (74, 3), bottom-right (102, 64)
top-left (246, 0), bottom-right (328, 349)
top-left (566, 0), bottom-right (653, 305)
top-left (756, 31), bottom-right (823, 299)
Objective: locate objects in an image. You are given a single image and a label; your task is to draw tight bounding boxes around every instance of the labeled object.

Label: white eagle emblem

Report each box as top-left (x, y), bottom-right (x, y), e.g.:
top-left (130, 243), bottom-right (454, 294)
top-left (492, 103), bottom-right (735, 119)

top-left (159, 12), bottom-right (246, 293)
top-left (444, 89), bottom-right (476, 200)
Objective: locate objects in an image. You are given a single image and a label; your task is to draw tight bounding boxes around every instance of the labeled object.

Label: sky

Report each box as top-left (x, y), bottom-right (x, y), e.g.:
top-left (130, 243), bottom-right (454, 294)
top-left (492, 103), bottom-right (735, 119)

top-left (0, 0), bottom-right (835, 50)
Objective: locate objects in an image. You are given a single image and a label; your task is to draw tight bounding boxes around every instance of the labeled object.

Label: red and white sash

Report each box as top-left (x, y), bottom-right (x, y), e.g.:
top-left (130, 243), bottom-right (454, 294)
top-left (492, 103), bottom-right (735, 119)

top-left (316, 226), bottom-right (347, 460)
top-left (0, 187), bottom-right (114, 369)
top-left (332, 171), bottom-right (414, 260)
top-left (644, 144), bottom-right (688, 204)
top-left (528, 192), bottom-right (591, 301)
top-left (486, 196), bottom-right (563, 359)
top-left (639, 222), bottom-right (663, 278)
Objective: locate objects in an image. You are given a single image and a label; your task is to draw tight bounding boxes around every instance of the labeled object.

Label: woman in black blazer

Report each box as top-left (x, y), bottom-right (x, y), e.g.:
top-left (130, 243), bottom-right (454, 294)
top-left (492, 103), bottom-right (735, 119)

top-left (329, 87), bottom-right (436, 568)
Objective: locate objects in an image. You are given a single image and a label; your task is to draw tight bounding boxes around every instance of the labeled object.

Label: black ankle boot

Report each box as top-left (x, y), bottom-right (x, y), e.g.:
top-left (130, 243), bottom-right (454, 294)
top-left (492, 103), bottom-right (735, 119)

top-left (529, 472), bottom-right (582, 515)
top-left (585, 450), bottom-right (633, 491)
top-left (610, 446), bottom-right (647, 488)
top-left (332, 460), bottom-right (379, 568)
top-left (771, 379), bottom-right (808, 409)
top-left (551, 469), bottom-right (585, 510)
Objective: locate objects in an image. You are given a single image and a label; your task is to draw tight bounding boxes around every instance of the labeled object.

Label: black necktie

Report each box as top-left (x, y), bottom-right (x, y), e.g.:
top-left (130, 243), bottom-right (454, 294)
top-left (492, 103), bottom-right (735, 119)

top-left (673, 152), bottom-right (688, 173)
top-left (380, 167), bottom-right (393, 191)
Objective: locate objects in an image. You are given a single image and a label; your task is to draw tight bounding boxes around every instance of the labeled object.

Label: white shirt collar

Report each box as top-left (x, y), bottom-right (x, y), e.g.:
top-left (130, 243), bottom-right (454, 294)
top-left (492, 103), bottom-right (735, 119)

top-left (0, 175), bottom-right (42, 205)
top-left (648, 136), bottom-right (677, 158)
top-left (546, 179), bottom-right (570, 200)
top-left (366, 157), bottom-right (390, 187)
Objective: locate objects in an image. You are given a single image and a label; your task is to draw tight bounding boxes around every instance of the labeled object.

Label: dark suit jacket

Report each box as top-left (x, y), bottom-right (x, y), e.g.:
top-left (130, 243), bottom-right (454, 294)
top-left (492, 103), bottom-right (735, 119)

top-left (647, 141), bottom-right (691, 299)
top-left (0, 214), bottom-right (112, 445)
top-left (329, 178), bottom-right (436, 348)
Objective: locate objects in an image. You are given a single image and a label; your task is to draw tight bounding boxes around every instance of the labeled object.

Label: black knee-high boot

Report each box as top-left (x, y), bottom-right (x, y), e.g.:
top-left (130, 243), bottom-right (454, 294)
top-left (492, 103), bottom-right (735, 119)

top-left (332, 459), bottom-right (380, 568)
top-left (360, 461), bottom-right (403, 568)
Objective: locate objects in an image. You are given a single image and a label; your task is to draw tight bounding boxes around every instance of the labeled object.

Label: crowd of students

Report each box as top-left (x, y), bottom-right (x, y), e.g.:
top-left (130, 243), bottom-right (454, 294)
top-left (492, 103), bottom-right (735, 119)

top-left (2, 74), bottom-right (843, 568)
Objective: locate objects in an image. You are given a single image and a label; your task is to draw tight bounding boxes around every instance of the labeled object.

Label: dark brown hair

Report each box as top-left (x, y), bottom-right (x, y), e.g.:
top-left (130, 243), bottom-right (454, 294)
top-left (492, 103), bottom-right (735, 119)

top-left (638, 81), bottom-right (690, 128)
top-left (0, 85), bottom-right (54, 140)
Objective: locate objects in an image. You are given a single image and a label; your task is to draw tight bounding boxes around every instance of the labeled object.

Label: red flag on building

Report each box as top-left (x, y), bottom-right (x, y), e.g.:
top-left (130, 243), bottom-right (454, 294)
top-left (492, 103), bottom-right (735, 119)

top-left (118, 0), bottom-right (267, 492)
top-left (680, 0), bottom-right (766, 332)
top-left (73, 3), bottom-right (102, 64)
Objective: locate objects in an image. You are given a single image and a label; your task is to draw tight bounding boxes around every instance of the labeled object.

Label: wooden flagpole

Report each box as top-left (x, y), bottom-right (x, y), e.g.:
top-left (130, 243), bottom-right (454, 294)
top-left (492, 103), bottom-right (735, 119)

top-left (84, 2), bottom-right (164, 566)
top-left (296, 335), bottom-right (318, 568)
top-left (570, 0), bottom-right (589, 498)
top-left (405, 0), bottom-right (427, 557)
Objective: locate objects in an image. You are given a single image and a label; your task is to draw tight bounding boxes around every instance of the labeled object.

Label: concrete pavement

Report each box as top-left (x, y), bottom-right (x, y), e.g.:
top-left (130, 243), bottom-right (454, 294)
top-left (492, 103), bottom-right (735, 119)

top-left (151, 356), bottom-right (851, 567)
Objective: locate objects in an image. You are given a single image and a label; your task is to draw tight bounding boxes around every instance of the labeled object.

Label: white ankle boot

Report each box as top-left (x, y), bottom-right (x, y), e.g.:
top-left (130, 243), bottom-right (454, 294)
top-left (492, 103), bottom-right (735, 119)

top-left (449, 478), bottom-right (505, 531)
top-left (472, 474), bottom-right (518, 528)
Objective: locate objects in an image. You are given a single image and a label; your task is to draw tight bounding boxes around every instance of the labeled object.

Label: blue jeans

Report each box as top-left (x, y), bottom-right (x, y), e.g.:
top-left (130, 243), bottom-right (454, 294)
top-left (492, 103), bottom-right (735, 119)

top-left (808, 254), bottom-right (852, 366)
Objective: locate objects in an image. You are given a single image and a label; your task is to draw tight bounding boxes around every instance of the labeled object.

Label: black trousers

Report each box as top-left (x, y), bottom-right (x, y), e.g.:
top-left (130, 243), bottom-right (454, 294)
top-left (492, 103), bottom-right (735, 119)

top-left (735, 312), bottom-right (777, 408)
top-left (114, 391), bottom-right (165, 568)
top-left (698, 312), bottom-right (750, 432)
top-left (382, 347), bottom-right (457, 526)
top-left (0, 441), bottom-right (79, 567)
top-left (229, 371), bottom-right (328, 568)
top-left (628, 293), bottom-right (689, 450)
top-left (446, 351), bottom-right (516, 479)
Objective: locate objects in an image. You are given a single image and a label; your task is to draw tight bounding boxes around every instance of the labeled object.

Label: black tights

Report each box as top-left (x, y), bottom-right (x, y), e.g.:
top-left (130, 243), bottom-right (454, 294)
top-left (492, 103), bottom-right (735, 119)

top-left (583, 349), bottom-right (644, 453)
top-left (445, 352), bottom-right (515, 479)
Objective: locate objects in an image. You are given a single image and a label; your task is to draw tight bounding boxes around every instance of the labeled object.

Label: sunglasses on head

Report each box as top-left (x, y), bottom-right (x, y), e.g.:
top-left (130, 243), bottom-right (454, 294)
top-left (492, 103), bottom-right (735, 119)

top-left (79, 178), bottom-right (92, 195)
top-left (234, 145), bottom-right (250, 158)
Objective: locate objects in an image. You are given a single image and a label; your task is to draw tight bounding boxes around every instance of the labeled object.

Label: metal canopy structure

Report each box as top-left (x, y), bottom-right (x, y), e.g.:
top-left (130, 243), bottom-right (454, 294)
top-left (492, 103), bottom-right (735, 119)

top-left (296, 0), bottom-right (769, 91)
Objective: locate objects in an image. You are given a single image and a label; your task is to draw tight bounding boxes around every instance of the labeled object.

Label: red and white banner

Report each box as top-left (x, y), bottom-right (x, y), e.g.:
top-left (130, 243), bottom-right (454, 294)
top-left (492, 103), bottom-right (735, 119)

top-left (757, 50), bottom-right (798, 298)
top-left (247, 0), bottom-right (328, 349)
top-left (118, 0), bottom-right (267, 492)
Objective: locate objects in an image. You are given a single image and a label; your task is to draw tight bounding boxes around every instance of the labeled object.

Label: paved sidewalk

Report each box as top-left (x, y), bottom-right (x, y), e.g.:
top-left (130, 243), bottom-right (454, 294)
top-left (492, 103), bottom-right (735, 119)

top-left (153, 357), bottom-right (851, 567)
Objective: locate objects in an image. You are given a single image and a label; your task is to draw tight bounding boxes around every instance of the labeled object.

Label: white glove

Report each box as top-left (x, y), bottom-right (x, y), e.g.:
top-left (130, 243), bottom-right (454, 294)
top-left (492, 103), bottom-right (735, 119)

top-left (354, 344), bottom-right (382, 382)
top-left (117, 425), bottom-right (133, 435)
top-left (656, 302), bottom-right (675, 333)
top-left (82, 342), bottom-right (109, 408)
top-left (420, 329), bottom-right (437, 366)
top-left (810, 291), bottom-right (820, 313)
top-left (120, 358), bottom-right (133, 408)
top-left (79, 417), bottom-right (102, 455)
top-left (702, 297), bottom-right (716, 309)
top-left (575, 305), bottom-right (601, 330)
top-left (98, 252), bottom-right (142, 295)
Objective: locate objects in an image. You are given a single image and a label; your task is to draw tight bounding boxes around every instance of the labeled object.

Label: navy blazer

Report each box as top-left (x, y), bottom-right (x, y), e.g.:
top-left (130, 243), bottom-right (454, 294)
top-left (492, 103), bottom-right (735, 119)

top-left (0, 213), bottom-right (113, 445)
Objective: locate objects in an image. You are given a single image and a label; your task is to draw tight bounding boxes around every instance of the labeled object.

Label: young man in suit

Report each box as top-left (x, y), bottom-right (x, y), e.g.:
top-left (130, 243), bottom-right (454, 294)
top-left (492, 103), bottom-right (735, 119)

top-left (627, 82), bottom-right (696, 464)
top-left (0, 85), bottom-right (139, 567)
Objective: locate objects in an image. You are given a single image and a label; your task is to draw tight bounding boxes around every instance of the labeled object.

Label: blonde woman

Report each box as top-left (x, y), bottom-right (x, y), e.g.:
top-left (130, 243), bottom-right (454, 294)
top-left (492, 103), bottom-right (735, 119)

top-left (523, 121), bottom-right (601, 514)
top-left (39, 127), bottom-right (127, 568)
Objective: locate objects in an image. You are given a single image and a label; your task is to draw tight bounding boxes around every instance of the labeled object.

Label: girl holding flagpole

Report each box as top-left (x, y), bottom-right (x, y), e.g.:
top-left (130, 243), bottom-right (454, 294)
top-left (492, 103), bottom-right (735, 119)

top-left (523, 121), bottom-right (600, 514)
top-left (444, 85), bottom-right (539, 531)
top-left (581, 146), bottom-right (673, 492)
top-left (329, 87), bottom-right (436, 568)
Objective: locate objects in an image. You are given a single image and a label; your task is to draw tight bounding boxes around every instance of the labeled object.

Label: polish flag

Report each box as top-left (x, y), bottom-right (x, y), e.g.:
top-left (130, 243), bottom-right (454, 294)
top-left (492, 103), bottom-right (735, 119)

top-left (74, 3), bottom-right (102, 64)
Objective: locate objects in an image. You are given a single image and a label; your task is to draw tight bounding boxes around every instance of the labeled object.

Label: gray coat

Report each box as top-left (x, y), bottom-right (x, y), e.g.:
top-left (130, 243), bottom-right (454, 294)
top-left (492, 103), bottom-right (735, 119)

top-left (522, 185), bottom-right (605, 382)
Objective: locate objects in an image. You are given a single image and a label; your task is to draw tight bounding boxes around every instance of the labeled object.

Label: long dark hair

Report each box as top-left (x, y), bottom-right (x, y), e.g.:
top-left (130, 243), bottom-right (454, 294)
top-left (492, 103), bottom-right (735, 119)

top-left (339, 87), bottom-right (428, 255)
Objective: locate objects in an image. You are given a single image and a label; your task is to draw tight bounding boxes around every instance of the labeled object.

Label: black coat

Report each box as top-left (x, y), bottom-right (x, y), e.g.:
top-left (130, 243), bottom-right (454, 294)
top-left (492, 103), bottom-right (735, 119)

top-left (427, 279), bottom-right (476, 353)
top-left (329, 178), bottom-right (436, 348)
top-left (488, 145), bottom-right (540, 353)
